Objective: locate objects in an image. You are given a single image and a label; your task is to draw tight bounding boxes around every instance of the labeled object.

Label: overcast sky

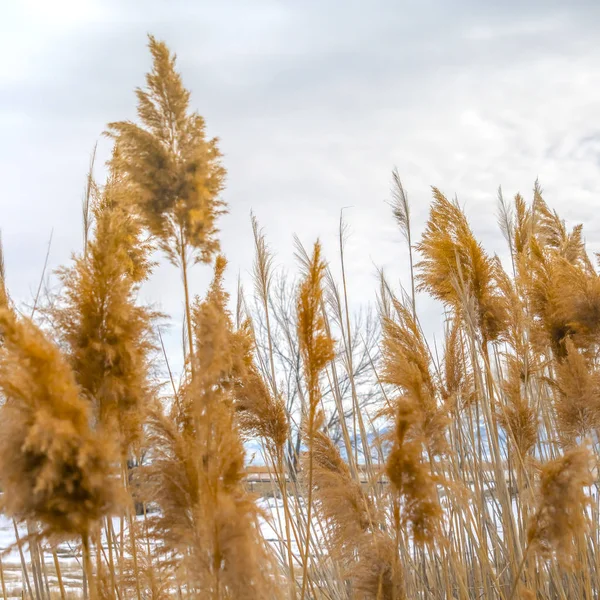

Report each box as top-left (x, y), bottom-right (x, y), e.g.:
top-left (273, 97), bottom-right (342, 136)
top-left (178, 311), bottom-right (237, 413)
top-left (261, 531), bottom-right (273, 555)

top-left (2, 0), bottom-right (600, 374)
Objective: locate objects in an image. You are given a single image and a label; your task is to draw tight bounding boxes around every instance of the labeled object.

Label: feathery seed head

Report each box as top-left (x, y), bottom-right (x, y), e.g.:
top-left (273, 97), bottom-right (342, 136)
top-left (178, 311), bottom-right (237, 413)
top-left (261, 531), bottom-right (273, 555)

top-left (0, 309), bottom-right (119, 537)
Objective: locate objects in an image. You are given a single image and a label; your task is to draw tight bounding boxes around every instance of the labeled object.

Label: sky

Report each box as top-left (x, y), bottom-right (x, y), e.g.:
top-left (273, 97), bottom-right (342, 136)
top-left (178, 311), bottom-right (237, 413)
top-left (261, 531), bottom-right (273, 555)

top-left (1, 0), bottom-right (600, 375)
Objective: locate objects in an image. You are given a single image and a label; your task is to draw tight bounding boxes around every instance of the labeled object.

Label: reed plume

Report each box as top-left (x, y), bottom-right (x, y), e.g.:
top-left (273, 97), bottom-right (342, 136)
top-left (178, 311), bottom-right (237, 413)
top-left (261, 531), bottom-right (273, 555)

top-left (385, 399), bottom-right (441, 544)
top-left (295, 239), bottom-right (335, 599)
top-left (532, 182), bottom-right (589, 268)
top-left (525, 241), bottom-right (578, 357)
top-left (416, 188), bottom-right (508, 344)
top-left (0, 309), bottom-right (118, 537)
top-left (120, 527), bottom-right (173, 600)
top-left (497, 357), bottom-right (538, 458)
top-left (512, 193), bottom-right (534, 263)
top-left (552, 340), bottom-right (600, 444)
top-left (302, 414), bottom-right (374, 558)
top-left (557, 261), bottom-right (600, 351)
top-left (352, 534), bottom-right (405, 600)
top-left (497, 186), bottom-right (515, 269)
top-left (441, 316), bottom-right (476, 409)
top-left (380, 263), bottom-right (442, 550)
top-left (53, 172), bottom-right (156, 460)
top-left (145, 257), bottom-right (281, 599)
top-left (390, 168), bottom-right (416, 315)
top-left (247, 215), bottom-right (289, 451)
top-left (296, 240), bottom-right (336, 406)
top-left (520, 185), bottom-right (600, 357)
top-left (107, 35), bottom-right (226, 363)
top-left (234, 332), bottom-right (289, 455)
top-left (107, 36), bottom-right (226, 263)
top-left (528, 445), bottom-right (593, 563)
top-left (302, 415), bottom-right (406, 598)
top-left (492, 205), bottom-right (539, 469)
top-left (246, 214), bottom-right (299, 597)
top-left (381, 296), bottom-right (448, 454)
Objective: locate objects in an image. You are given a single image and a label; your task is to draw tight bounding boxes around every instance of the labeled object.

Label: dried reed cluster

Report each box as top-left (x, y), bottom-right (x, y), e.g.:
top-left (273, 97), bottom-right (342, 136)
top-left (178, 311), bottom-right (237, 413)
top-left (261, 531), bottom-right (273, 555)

top-left (1, 35), bottom-right (600, 600)
top-left (0, 309), bottom-right (118, 538)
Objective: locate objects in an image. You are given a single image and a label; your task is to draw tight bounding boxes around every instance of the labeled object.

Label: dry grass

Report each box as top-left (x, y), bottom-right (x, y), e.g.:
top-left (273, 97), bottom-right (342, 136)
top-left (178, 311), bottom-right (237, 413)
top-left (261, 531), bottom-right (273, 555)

top-left (1, 36), bottom-right (599, 600)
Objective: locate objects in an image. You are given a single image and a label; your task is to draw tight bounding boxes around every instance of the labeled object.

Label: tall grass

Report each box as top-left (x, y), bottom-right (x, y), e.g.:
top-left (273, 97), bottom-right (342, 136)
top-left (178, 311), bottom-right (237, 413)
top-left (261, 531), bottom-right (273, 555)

top-left (0, 36), bottom-right (599, 600)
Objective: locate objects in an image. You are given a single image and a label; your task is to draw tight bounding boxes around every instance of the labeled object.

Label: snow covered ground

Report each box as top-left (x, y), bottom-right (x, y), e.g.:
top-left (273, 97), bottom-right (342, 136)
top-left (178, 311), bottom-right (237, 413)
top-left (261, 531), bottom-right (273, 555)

top-left (0, 513), bottom-right (84, 597)
top-left (0, 500), bottom-right (294, 598)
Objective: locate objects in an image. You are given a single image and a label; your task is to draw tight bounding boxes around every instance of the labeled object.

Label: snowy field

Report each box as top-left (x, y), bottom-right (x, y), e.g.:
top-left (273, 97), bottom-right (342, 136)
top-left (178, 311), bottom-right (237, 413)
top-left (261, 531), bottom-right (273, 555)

top-left (0, 499), bottom-right (290, 598)
top-left (0, 513), bottom-right (83, 597)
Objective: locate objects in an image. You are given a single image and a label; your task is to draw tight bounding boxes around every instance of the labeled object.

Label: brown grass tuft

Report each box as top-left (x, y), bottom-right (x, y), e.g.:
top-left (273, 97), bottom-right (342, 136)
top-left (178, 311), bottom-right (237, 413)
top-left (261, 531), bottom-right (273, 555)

top-left (353, 534), bottom-right (405, 600)
top-left (107, 35), bottom-right (226, 266)
top-left (54, 175), bottom-right (157, 456)
top-left (528, 445), bottom-right (594, 563)
top-left (381, 297), bottom-right (448, 454)
top-left (0, 309), bottom-right (119, 537)
top-left (552, 340), bottom-right (600, 443)
top-left (234, 338), bottom-right (289, 454)
top-left (416, 188), bottom-right (508, 344)
top-left (385, 399), bottom-right (441, 545)
top-left (144, 258), bottom-right (282, 598)
top-left (302, 415), bottom-right (375, 557)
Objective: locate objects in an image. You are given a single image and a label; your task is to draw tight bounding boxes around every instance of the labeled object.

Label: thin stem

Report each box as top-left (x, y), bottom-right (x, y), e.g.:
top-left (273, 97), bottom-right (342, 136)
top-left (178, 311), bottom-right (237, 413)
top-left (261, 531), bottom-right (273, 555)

top-left (82, 534), bottom-right (97, 600)
top-left (0, 555), bottom-right (7, 600)
top-left (299, 413), bottom-right (315, 600)
top-left (25, 522), bottom-right (43, 600)
top-left (508, 546), bottom-right (530, 600)
top-left (180, 235), bottom-right (195, 372)
top-left (122, 461), bottom-right (142, 600)
top-left (407, 223), bottom-right (416, 320)
top-left (51, 550), bottom-right (66, 600)
top-left (277, 448), bottom-right (298, 599)
top-left (105, 518), bottom-right (117, 600)
top-left (12, 520), bottom-right (34, 600)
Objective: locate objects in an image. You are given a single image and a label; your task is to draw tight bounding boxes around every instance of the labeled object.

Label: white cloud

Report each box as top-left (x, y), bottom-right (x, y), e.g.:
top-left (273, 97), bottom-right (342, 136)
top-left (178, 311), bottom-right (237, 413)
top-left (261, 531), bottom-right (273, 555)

top-left (1, 0), bottom-right (599, 374)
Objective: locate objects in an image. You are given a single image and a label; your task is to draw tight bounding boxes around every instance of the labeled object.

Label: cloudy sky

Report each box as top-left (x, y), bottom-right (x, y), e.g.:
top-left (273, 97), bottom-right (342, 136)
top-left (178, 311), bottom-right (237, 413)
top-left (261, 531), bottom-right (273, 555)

top-left (2, 0), bottom-right (600, 373)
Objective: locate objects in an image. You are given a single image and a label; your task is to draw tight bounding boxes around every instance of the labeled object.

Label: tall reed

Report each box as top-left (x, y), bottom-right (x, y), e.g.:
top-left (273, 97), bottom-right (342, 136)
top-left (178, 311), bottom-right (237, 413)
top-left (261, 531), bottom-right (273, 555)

top-left (3, 35), bottom-right (600, 600)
